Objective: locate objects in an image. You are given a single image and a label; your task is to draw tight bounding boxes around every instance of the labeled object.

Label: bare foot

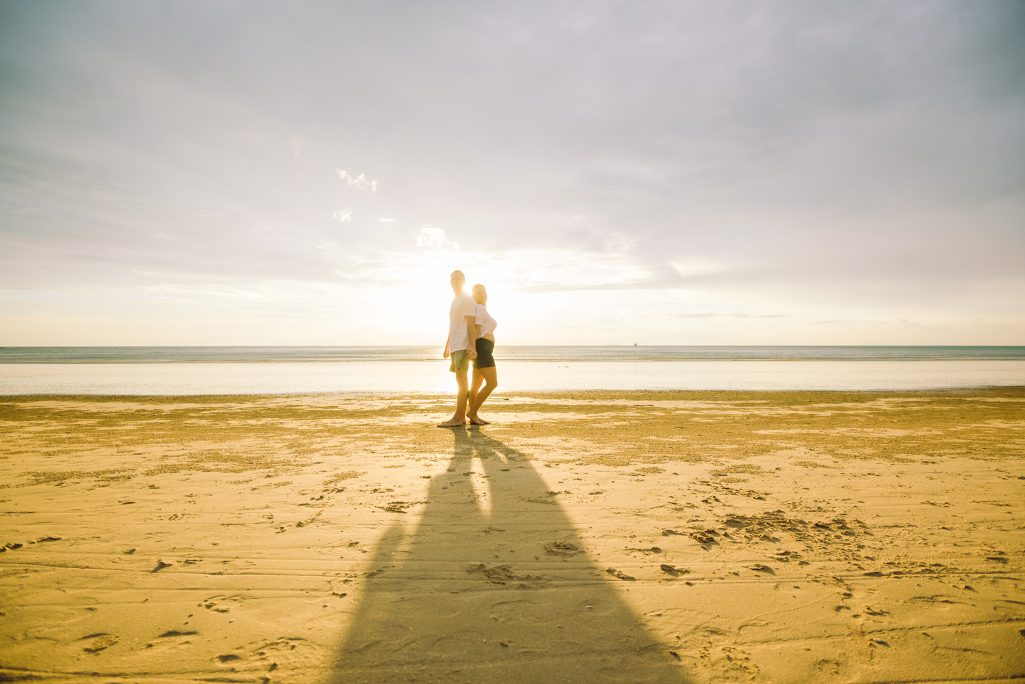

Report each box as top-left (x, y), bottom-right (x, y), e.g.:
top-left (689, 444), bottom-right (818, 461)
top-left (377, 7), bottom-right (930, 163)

top-left (436, 418), bottom-right (466, 428)
top-left (468, 415), bottom-right (491, 425)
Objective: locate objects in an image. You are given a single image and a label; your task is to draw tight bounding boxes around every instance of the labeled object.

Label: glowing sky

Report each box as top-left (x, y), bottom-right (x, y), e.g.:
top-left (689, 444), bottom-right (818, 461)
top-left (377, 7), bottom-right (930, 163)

top-left (1, 1), bottom-right (1023, 345)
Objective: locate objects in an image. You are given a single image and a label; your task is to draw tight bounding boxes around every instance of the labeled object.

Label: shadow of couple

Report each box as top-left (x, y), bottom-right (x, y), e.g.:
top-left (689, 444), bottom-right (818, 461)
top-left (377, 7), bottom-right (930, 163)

top-left (331, 427), bottom-right (689, 682)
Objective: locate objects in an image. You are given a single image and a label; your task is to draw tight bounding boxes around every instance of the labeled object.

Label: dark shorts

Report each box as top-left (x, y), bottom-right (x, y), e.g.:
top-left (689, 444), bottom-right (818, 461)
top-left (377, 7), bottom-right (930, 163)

top-left (473, 338), bottom-right (496, 370)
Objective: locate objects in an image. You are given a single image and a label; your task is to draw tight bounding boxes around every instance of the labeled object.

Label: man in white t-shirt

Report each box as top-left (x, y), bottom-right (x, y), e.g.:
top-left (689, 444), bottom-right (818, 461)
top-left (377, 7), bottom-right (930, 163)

top-left (438, 270), bottom-right (478, 427)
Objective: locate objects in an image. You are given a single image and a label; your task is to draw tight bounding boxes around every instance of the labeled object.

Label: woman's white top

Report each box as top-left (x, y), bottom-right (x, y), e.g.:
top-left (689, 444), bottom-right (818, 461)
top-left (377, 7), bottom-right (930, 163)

top-left (474, 304), bottom-right (497, 338)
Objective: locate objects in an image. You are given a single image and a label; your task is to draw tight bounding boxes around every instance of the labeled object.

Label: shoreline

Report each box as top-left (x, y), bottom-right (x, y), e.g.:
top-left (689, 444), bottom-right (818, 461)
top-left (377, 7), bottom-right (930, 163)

top-left (3, 384), bottom-right (1025, 399)
top-left (4, 356), bottom-right (1025, 363)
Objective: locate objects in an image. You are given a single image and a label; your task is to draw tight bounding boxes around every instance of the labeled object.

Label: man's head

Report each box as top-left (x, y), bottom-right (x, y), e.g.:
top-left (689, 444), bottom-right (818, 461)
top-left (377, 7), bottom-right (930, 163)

top-left (450, 270), bottom-right (465, 294)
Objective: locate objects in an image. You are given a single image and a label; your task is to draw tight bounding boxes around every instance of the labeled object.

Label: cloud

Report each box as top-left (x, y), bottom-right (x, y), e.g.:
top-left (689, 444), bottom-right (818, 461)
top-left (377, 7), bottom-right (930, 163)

top-left (519, 274), bottom-right (683, 292)
top-left (289, 135), bottom-right (304, 163)
top-left (336, 169), bottom-right (377, 192)
top-left (1, 2), bottom-right (1023, 344)
top-left (414, 224), bottom-right (458, 250)
top-left (678, 312), bottom-right (790, 319)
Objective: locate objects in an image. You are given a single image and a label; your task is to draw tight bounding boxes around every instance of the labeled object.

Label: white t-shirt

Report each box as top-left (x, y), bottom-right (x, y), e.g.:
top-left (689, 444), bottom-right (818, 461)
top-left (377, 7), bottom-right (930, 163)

top-left (475, 304), bottom-right (497, 339)
top-left (448, 292), bottom-right (477, 352)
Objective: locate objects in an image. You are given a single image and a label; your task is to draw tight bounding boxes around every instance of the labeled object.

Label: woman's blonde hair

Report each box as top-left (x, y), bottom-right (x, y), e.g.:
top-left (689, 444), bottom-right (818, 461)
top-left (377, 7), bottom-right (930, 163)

top-left (471, 283), bottom-right (487, 304)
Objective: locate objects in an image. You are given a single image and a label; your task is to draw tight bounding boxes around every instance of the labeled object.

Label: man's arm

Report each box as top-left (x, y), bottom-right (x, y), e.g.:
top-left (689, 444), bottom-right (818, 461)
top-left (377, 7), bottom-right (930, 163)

top-left (443, 334), bottom-right (451, 359)
top-left (465, 315), bottom-right (477, 358)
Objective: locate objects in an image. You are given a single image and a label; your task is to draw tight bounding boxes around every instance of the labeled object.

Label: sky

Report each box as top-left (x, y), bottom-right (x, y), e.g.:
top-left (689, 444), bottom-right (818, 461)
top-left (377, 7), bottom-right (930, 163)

top-left (1, 0), bottom-right (1023, 346)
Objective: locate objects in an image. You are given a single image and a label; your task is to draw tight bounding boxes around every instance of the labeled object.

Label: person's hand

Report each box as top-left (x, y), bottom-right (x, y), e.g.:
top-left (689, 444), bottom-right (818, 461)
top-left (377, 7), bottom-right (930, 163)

top-left (468, 347), bottom-right (478, 359)
top-left (443, 348), bottom-right (450, 359)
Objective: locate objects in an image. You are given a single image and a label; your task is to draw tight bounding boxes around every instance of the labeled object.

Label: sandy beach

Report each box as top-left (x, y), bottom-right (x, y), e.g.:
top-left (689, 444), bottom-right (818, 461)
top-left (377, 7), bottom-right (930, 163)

top-left (1, 389), bottom-right (1023, 683)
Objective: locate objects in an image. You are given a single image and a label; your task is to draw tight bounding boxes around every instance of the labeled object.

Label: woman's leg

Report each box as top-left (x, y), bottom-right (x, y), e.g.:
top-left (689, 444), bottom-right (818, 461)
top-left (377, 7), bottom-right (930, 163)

top-left (468, 368), bottom-right (484, 419)
top-left (468, 367), bottom-right (498, 424)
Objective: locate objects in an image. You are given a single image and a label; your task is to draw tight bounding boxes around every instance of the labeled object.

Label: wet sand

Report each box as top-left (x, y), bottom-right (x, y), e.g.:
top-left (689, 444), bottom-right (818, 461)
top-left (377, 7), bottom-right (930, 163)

top-left (1, 389), bottom-right (1023, 682)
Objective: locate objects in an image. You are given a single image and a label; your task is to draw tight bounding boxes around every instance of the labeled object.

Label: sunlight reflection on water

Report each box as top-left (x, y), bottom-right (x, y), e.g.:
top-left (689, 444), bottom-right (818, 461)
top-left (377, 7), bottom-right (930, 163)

top-left (1, 360), bottom-right (1024, 394)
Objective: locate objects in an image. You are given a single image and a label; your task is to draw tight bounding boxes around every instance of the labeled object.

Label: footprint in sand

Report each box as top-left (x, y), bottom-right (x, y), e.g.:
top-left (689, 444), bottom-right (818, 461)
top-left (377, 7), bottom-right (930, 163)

top-left (605, 567), bottom-right (637, 581)
top-left (690, 529), bottom-right (720, 550)
top-left (79, 632), bottom-right (118, 654)
top-left (200, 594), bottom-right (246, 614)
top-left (379, 501), bottom-right (420, 513)
top-left (660, 564), bottom-right (689, 577)
top-left (158, 629), bottom-right (199, 638)
top-left (468, 563), bottom-right (548, 587)
top-left (774, 549), bottom-right (802, 563)
top-left (627, 546), bottom-right (663, 555)
top-left (543, 541), bottom-right (580, 556)
top-left (249, 636), bottom-right (307, 667)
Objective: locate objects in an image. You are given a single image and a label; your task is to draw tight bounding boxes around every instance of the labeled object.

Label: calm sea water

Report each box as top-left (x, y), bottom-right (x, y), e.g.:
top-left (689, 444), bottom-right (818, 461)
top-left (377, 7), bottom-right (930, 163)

top-left (2, 345), bottom-right (1024, 363)
top-left (1, 346), bottom-right (1023, 394)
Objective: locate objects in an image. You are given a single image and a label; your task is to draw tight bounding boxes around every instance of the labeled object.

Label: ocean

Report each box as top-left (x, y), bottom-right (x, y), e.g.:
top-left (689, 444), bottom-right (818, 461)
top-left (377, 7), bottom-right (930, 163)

top-left (1, 346), bottom-right (1023, 394)
top-left (2, 345), bottom-right (1025, 363)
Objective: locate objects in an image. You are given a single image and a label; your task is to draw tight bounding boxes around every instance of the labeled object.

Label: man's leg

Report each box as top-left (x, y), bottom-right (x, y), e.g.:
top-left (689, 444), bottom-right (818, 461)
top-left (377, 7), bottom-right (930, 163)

top-left (455, 368), bottom-right (469, 420)
top-left (438, 352), bottom-right (469, 427)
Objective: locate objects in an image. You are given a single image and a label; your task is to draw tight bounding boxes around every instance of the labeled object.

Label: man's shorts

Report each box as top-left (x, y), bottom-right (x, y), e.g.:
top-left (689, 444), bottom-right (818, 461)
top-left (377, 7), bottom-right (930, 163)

top-left (449, 349), bottom-right (471, 373)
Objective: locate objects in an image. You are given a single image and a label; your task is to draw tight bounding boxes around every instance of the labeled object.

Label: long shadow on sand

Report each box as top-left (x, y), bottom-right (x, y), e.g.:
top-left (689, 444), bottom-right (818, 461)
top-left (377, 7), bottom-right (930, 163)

top-left (331, 428), bottom-right (689, 683)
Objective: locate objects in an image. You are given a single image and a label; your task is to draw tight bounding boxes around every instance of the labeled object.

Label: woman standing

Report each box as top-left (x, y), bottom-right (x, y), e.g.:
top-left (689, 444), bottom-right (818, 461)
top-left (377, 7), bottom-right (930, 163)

top-left (467, 284), bottom-right (498, 425)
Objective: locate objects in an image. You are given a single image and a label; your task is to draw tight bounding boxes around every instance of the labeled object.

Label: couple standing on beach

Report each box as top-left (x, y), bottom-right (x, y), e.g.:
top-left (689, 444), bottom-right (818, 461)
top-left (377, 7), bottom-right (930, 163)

top-left (438, 270), bottom-right (498, 427)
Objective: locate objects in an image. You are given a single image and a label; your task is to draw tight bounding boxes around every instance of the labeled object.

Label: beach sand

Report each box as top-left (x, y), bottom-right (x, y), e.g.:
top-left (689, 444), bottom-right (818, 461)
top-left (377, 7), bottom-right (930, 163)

top-left (1, 389), bottom-right (1023, 682)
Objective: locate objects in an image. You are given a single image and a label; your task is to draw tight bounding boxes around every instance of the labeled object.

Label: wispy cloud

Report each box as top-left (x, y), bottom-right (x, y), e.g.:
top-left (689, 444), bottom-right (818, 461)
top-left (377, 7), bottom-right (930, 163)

top-left (332, 208), bottom-right (352, 223)
top-left (336, 169), bottom-right (377, 192)
top-left (414, 224), bottom-right (458, 250)
top-left (519, 275), bottom-right (683, 292)
top-left (679, 312), bottom-right (790, 319)
top-left (377, 217), bottom-right (396, 224)
top-left (289, 135), bottom-right (304, 163)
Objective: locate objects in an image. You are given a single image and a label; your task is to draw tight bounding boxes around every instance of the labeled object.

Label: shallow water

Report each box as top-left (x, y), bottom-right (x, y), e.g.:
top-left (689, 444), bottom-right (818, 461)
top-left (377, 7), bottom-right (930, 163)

top-left (1, 359), bottom-right (1024, 394)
